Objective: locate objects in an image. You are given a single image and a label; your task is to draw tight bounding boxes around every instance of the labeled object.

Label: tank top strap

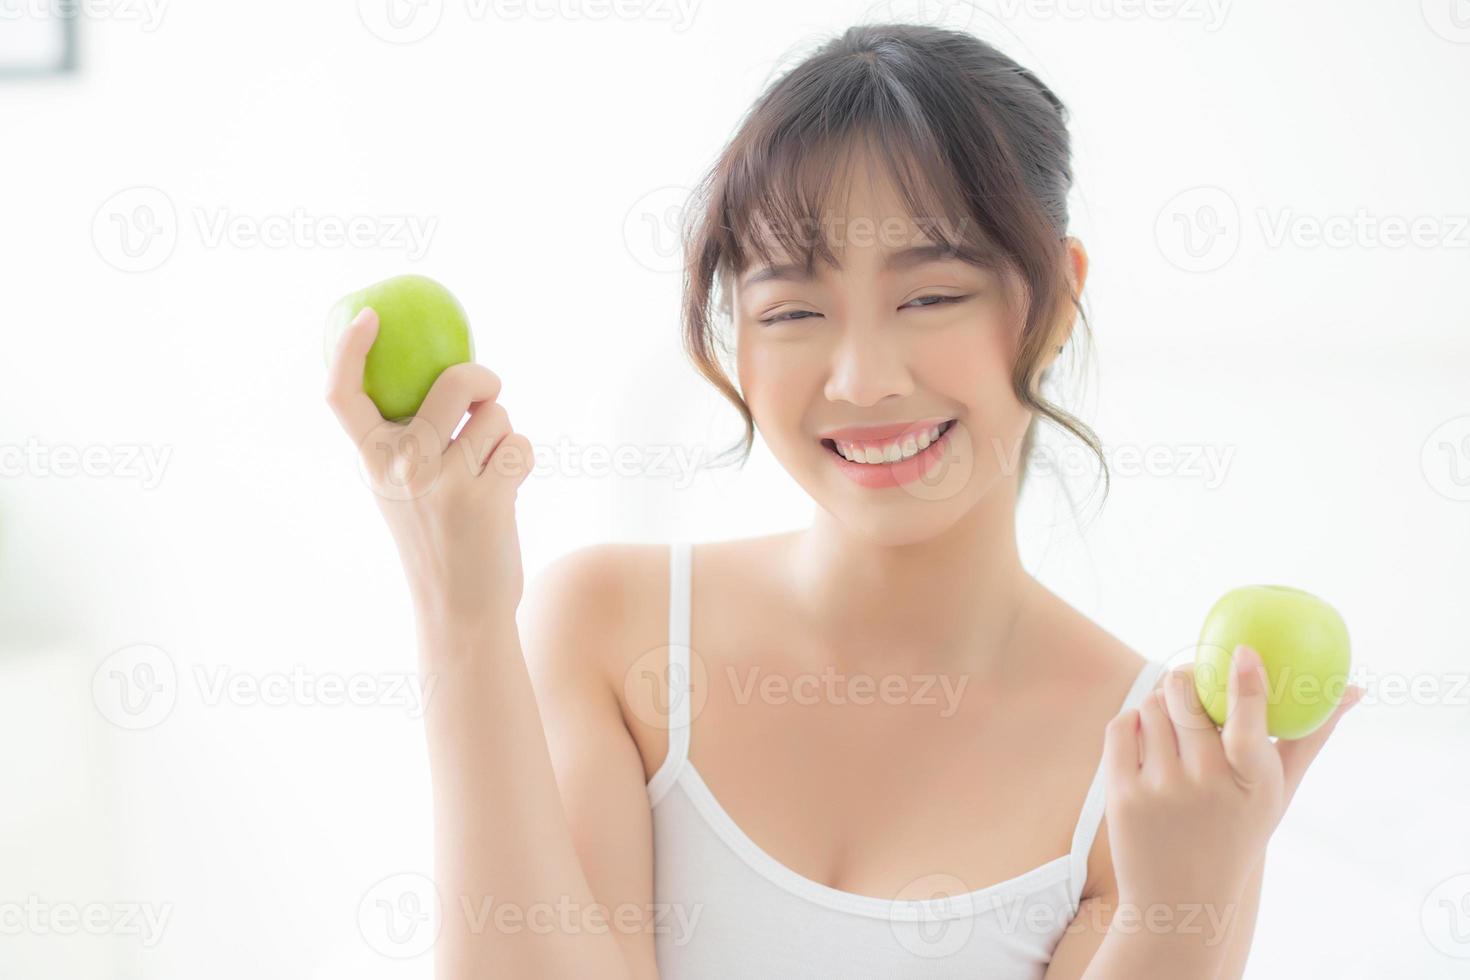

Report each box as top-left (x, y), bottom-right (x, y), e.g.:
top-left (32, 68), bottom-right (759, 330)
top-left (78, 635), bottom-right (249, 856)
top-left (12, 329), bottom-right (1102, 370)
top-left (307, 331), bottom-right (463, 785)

top-left (647, 539), bottom-right (694, 806)
top-left (1064, 657), bottom-right (1170, 911)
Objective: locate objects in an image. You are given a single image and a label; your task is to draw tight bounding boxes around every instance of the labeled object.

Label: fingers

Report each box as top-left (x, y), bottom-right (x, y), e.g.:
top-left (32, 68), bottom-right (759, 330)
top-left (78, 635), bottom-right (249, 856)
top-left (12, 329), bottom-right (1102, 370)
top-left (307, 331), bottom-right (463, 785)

top-left (484, 431), bottom-right (535, 493)
top-left (452, 396), bottom-right (512, 475)
top-left (1138, 679), bottom-right (1181, 780)
top-left (1104, 707), bottom-right (1142, 789)
top-left (1161, 665), bottom-right (1226, 776)
top-left (1276, 683), bottom-right (1364, 804)
top-left (324, 308), bottom-right (385, 445)
top-left (1221, 645), bottom-right (1276, 783)
top-left (406, 362), bottom-right (503, 459)
top-left (446, 393), bottom-right (535, 495)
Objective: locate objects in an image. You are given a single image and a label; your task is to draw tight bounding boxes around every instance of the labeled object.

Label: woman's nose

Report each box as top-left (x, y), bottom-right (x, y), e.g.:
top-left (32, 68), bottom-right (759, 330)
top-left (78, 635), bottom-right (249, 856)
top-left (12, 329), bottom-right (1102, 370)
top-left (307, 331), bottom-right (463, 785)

top-left (821, 320), bottom-right (914, 407)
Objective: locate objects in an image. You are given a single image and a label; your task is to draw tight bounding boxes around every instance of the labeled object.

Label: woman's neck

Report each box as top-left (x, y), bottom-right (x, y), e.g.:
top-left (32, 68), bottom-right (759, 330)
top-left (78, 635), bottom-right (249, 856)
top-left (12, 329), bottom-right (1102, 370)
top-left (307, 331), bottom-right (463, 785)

top-left (787, 496), bottom-right (1033, 676)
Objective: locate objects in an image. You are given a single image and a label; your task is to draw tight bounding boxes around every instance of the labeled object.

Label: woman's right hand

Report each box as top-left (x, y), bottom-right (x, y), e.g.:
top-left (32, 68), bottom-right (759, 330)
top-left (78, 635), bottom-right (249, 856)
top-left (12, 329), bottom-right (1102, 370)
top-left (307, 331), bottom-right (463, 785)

top-left (324, 307), bottom-right (535, 628)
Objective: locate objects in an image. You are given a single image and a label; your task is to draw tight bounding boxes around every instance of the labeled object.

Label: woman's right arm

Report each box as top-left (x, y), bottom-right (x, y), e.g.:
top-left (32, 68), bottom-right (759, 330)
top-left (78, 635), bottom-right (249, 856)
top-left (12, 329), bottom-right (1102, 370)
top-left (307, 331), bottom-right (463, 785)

top-left (326, 309), bottom-right (654, 979)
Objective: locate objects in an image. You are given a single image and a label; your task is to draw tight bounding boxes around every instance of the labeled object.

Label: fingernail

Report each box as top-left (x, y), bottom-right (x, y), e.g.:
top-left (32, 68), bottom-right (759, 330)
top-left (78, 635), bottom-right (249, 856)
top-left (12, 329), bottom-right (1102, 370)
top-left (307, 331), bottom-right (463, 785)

top-left (351, 307), bottom-right (374, 328)
top-left (1233, 645), bottom-right (1256, 677)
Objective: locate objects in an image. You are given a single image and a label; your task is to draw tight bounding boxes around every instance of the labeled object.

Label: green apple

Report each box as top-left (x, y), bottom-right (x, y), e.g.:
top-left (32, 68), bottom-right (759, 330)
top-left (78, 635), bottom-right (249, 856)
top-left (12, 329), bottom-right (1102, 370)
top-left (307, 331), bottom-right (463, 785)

top-left (324, 274), bottom-right (474, 421)
top-left (1193, 585), bottom-right (1351, 740)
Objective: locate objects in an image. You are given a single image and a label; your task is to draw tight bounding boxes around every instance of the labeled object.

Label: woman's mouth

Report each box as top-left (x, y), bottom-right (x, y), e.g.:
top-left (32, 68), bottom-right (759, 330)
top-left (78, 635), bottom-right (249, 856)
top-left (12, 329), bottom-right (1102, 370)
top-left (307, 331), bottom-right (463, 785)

top-left (819, 418), bottom-right (960, 489)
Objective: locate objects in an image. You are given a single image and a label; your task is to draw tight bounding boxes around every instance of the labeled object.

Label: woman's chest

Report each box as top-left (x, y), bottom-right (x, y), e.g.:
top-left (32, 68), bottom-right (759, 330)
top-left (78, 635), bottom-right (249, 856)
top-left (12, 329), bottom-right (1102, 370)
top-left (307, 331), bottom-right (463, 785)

top-left (677, 666), bottom-right (1102, 901)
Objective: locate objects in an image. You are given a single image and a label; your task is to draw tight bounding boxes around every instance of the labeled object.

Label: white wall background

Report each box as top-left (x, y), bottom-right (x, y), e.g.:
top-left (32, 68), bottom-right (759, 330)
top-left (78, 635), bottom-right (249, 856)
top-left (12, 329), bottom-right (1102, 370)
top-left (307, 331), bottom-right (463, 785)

top-left (1, 0), bottom-right (1466, 977)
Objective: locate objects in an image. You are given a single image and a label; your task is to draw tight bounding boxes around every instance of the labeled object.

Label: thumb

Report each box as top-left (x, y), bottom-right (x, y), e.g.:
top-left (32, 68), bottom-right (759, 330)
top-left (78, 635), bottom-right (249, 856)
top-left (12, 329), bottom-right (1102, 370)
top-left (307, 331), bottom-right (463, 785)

top-left (1277, 682), bottom-right (1364, 804)
top-left (1220, 645), bottom-right (1276, 783)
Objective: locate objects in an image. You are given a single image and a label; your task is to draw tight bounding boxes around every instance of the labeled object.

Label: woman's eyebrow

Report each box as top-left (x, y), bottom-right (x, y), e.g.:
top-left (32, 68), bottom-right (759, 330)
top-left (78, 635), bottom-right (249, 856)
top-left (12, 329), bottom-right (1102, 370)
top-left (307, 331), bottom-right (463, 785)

top-left (884, 242), bottom-right (970, 271)
top-left (740, 242), bottom-right (973, 290)
top-left (740, 260), bottom-right (810, 290)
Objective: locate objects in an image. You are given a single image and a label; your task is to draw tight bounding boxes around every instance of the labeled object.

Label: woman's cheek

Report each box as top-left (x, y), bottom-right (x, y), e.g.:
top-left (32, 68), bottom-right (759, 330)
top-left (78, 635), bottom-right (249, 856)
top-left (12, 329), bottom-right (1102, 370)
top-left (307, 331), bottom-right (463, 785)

top-left (737, 336), bottom-right (814, 441)
top-left (915, 320), bottom-right (1030, 463)
top-left (917, 320), bottom-right (1013, 410)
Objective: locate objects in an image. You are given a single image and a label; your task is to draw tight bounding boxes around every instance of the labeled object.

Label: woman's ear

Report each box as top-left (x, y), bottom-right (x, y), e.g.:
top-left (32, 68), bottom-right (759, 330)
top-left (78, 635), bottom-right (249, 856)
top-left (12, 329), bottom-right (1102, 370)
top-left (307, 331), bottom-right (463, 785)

top-left (1042, 236), bottom-right (1089, 371)
top-left (1064, 235), bottom-right (1088, 304)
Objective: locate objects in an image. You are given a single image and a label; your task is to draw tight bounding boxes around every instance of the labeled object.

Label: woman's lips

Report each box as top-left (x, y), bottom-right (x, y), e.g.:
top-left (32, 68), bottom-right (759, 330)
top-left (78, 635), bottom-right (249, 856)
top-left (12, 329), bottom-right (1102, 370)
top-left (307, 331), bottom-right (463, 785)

top-left (818, 416), bottom-right (955, 445)
top-left (821, 419), bottom-right (960, 489)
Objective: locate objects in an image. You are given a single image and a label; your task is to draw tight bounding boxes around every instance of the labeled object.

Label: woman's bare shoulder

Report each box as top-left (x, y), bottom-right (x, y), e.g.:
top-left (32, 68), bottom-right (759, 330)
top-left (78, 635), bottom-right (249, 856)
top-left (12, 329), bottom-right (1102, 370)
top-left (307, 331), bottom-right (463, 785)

top-left (520, 535), bottom-right (787, 780)
top-left (1018, 576), bottom-right (1156, 705)
top-left (1016, 579), bottom-right (1162, 904)
top-left (520, 541), bottom-right (670, 680)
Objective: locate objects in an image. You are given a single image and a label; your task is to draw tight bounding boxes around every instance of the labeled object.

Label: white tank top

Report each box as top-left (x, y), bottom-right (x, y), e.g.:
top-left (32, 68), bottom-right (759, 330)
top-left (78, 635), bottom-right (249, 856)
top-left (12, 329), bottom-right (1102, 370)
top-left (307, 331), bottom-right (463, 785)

top-left (646, 540), bottom-right (1168, 978)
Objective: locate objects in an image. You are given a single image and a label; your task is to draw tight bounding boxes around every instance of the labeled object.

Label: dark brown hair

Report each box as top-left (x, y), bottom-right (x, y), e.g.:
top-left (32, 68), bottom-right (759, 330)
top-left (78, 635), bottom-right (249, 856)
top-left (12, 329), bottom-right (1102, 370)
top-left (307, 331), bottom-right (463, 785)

top-left (680, 22), bottom-right (1108, 502)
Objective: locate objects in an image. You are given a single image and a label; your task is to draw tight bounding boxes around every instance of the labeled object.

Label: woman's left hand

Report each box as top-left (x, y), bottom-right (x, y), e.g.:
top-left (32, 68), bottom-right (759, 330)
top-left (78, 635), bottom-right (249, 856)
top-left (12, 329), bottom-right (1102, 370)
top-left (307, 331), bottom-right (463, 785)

top-left (1102, 646), bottom-right (1365, 916)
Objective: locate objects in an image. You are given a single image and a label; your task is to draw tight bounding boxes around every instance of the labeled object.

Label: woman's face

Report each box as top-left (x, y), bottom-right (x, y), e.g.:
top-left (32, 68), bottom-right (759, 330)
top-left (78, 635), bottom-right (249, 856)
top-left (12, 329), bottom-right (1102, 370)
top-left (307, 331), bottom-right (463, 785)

top-left (733, 150), bottom-right (1076, 545)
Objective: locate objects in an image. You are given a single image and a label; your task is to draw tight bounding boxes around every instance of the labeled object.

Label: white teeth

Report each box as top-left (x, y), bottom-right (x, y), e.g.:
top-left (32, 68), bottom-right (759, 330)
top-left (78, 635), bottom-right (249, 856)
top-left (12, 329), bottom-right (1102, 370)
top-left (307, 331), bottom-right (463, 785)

top-left (834, 421), bottom-right (950, 465)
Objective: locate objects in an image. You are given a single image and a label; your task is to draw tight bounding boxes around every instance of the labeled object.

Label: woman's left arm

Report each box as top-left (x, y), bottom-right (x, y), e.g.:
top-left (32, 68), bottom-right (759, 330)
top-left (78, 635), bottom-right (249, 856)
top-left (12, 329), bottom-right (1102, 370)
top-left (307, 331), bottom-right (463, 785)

top-left (1209, 858), bottom-right (1264, 980)
top-left (1044, 650), bottom-right (1363, 980)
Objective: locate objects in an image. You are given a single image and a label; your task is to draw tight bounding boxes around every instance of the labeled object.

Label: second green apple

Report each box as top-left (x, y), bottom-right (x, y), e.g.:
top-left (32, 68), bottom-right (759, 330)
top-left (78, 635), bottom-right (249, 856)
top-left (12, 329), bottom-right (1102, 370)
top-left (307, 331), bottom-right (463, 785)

top-left (325, 273), bottom-right (474, 421)
top-left (1193, 585), bottom-right (1352, 740)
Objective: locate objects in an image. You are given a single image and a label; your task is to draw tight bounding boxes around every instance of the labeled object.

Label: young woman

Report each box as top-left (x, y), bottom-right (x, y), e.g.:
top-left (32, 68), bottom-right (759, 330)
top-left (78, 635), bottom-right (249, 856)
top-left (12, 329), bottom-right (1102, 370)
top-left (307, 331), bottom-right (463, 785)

top-left (326, 22), bottom-right (1362, 980)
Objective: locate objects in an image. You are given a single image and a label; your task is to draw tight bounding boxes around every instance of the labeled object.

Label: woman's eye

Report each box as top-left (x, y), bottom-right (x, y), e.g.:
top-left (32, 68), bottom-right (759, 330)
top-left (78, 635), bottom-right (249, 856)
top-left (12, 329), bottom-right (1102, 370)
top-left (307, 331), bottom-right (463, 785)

top-left (757, 294), bottom-right (970, 325)
top-left (902, 293), bottom-right (970, 310)
top-left (758, 309), bottom-right (821, 325)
